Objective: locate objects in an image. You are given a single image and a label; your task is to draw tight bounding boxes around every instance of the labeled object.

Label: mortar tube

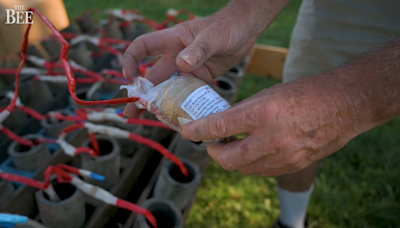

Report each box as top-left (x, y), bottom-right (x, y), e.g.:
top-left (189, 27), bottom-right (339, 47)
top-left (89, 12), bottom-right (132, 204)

top-left (0, 59), bottom-right (19, 87)
top-left (0, 179), bottom-right (14, 209)
top-left (239, 55), bottom-right (251, 70)
top-left (7, 134), bottom-right (51, 172)
top-left (18, 75), bottom-right (54, 109)
top-left (120, 21), bottom-right (136, 40)
top-left (110, 56), bottom-right (123, 72)
top-left (98, 76), bottom-right (121, 94)
top-left (0, 91), bottom-right (28, 131)
top-left (81, 135), bottom-right (120, 190)
top-left (35, 178), bottom-right (85, 228)
top-left (41, 37), bottom-right (62, 60)
top-left (153, 158), bottom-right (201, 210)
top-left (103, 21), bottom-right (123, 39)
top-left (40, 109), bottom-right (74, 138)
top-left (224, 64), bottom-right (245, 89)
top-left (210, 76), bottom-right (238, 104)
top-left (26, 45), bottom-right (44, 59)
top-left (68, 42), bottom-right (93, 70)
top-left (85, 30), bottom-right (103, 53)
top-left (133, 198), bottom-right (183, 228)
top-left (76, 16), bottom-right (99, 33)
top-left (60, 24), bottom-right (81, 37)
top-left (174, 135), bottom-right (209, 169)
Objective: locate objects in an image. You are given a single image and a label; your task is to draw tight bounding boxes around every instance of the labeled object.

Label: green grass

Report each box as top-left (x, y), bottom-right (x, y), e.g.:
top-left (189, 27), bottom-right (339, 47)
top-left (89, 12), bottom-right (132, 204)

top-left (64, 1), bottom-right (400, 227)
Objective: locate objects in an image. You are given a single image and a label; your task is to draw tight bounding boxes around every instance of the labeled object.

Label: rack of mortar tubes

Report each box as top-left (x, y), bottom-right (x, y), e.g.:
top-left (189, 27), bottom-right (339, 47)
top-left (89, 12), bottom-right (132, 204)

top-left (2, 112), bottom-right (176, 228)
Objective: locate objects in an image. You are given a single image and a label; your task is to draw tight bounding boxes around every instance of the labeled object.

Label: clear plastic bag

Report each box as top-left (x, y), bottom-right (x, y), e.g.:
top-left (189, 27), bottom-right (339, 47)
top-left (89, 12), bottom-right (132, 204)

top-left (121, 76), bottom-right (231, 146)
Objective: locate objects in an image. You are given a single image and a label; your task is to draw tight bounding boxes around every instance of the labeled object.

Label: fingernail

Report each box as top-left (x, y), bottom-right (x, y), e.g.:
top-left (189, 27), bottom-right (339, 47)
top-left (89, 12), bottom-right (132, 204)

top-left (122, 68), bottom-right (127, 78)
top-left (122, 109), bottom-right (129, 118)
top-left (180, 54), bottom-right (194, 66)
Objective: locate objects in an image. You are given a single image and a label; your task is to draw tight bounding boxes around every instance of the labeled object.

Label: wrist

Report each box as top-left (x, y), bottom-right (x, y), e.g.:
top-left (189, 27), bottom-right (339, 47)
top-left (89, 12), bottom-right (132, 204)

top-left (332, 38), bottom-right (400, 135)
top-left (215, 0), bottom-right (289, 38)
top-left (318, 69), bottom-right (377, 141)
top-left (303, 73), bottom-right (365, 142)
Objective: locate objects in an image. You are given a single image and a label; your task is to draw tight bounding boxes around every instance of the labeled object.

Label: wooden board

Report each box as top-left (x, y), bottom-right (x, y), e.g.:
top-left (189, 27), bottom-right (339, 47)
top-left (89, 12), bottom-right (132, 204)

top-left (246, 44), bottom-right (289, 80)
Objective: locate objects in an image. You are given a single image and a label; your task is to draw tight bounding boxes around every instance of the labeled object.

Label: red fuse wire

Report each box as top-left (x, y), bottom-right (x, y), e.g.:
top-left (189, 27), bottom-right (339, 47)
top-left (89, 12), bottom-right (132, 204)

top-left (29, 7), bottom-right (140, 106)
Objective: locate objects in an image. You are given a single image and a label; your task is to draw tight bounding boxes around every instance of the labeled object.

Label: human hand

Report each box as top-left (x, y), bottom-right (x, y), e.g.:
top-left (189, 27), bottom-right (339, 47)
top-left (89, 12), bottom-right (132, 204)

top-left (122, 14), bottom-right (257, 118)
top-left (180, 75), bottom-right (363, 176)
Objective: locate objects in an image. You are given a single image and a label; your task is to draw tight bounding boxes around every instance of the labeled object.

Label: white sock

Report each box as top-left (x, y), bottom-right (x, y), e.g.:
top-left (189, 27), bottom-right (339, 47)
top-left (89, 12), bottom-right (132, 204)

top-left (277, 184), bottom-right (314, 228)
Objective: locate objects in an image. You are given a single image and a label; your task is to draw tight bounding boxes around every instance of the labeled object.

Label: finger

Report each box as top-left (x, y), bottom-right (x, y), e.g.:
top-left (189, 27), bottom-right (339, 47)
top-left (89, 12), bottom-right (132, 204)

top-left (207, 134), bottom-right (273, 172)
top-left (123, 102), bottom-right (141, 118)
top-left (177, 64), bottom-right (213, 82)
top-left (176, 35), bottom-right (216, 72)
top-left (181, 101), bottom-right (259, 141)
top-left (207, 134), bottom-right (260, 171)
top-left (145, 56), bottom-right (177, 86)
top-left (207, 139), bottom-right (245, 172)
top-left (188, 64), bottom-right (214, 82)
top-left (123, 29), bottom-right (174, 78)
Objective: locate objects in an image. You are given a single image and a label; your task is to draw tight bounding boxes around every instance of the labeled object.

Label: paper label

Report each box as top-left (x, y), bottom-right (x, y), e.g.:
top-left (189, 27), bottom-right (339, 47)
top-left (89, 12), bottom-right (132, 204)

top-left (181, 85), bottom-right (231, 120)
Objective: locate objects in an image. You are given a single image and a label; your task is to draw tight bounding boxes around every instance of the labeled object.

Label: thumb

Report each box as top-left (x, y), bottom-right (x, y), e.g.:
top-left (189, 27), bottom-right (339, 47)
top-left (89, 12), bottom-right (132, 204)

top-left (176, 37), bottom-right (215, 72)
top-left (180, 105), bottom-right (257, 142)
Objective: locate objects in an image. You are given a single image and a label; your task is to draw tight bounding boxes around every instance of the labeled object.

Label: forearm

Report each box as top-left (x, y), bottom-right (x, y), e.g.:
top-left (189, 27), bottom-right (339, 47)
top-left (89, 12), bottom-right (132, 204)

top-left (327, 37), bottom-right (400, 136)
top-left (214, 0), bottom-right (289, 38)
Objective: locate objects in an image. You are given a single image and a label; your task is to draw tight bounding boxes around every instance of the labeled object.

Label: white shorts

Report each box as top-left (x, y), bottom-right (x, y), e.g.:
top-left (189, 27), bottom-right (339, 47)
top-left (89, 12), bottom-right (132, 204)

top-left (283, 0), bottom-right (400, 83)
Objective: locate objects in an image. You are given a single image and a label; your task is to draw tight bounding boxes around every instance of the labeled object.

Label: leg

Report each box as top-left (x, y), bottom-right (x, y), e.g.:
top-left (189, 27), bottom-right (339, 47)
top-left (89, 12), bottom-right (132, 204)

top-left (276, 162), bottom-right (319, 192)
top-left (275, 163), bottom-right (319, 228)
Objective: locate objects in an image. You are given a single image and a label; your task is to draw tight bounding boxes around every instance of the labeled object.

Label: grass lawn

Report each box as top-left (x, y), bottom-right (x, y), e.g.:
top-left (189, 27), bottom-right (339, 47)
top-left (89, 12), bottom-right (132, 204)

top-left (65, 1), bottom-right (400, 227)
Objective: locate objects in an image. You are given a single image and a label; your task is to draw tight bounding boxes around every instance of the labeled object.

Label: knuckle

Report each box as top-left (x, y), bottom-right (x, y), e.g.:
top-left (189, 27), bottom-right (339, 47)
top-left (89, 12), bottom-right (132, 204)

top-left (188, 41), bottom-right (210, 64)
top-left (283, 151), bottom-right (305, 167)
top-left (207, 116), bottom-right (228, 139)
top-left (249, 140), bottom-right (267, 156)
top-left (262, 96), bottom-right (281, 120)
top-left (174, 21), bottom-right (191, 32)
top-left (283, 156), bottom-right (299, 167)
top-left (271, 137), bottom-right (288, 151)
top-left (246, 107), bottom-right (261, 128)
